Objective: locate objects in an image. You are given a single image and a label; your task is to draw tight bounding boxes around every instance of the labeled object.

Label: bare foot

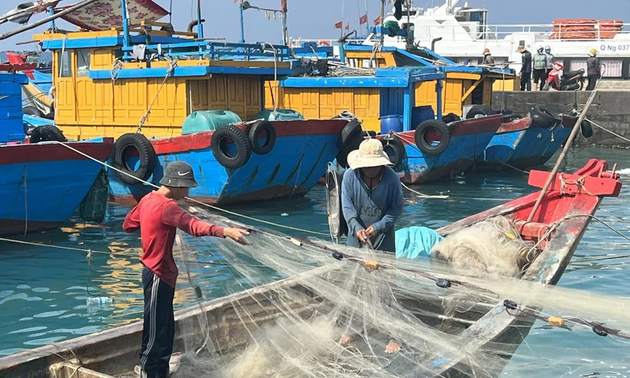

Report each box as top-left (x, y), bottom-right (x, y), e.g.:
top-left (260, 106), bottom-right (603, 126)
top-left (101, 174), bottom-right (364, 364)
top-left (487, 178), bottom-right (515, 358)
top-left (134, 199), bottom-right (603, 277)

top-left (340, 335), bottom-right (352, 345)
top-left (385, 340), bottom-right (401, 354)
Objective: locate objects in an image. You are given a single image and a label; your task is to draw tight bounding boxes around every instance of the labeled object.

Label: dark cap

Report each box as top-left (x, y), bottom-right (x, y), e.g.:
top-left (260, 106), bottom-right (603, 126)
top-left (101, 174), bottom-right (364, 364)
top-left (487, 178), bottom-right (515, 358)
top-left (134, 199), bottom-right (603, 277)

top-left (159, 161), bottom-right (199, 188)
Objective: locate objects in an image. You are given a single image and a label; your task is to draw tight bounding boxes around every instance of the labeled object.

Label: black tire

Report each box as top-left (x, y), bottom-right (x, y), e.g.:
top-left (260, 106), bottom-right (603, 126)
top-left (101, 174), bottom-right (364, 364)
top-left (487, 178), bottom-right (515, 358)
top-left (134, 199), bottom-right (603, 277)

top-left (29, 125), bottom-right (67, 143)
top-left (502, 114), bottom-right (523, 123)
top-left (381, 135), bottom-right (405, 169)
top-left (336, 120), bottom-right (363, 168)
top-left (465, 105), bottom-right (495, 119)
top-left (113, 133), bottom-right (157, 185)
top-left (580, 119), bottom-right (593, 138)
top-left (23, 105), bottom-right (43, 117)
top-left (211, 124), bottom-right (252, 169)
top-left (248, 120), bottom-right (276, 155)
top-left (531, 105), bottom-right (561, 128)
top-left (442, 113), bottom-right (461, 124)
top-left (414, 120), bottom-right (451, 156)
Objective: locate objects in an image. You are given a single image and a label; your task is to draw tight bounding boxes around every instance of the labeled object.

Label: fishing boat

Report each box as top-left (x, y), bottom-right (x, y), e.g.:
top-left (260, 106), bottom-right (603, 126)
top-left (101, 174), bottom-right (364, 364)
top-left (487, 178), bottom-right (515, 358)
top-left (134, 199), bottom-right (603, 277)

top-left (4, 52), bottom-right (54, 118)
top-left (0, 68), bottom-right (114, 237)
top-left (19, 0), bottom-right (354, 205)
top-left (0, 159), bottom-right (621, 377)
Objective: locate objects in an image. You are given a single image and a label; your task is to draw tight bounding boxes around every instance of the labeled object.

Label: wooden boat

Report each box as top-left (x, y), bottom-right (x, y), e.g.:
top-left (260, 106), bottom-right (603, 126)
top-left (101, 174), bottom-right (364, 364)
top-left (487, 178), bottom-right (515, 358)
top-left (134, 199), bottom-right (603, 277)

top-left (0, 157), bottom-right (620, 377)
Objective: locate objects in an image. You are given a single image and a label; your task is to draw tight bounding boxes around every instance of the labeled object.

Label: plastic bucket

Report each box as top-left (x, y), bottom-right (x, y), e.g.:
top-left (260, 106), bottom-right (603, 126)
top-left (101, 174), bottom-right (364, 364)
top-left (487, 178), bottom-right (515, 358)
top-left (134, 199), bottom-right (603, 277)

top-left (411, 105), bottom-right (435, 129)
top-left (380, 114), bottom-right (403, 134)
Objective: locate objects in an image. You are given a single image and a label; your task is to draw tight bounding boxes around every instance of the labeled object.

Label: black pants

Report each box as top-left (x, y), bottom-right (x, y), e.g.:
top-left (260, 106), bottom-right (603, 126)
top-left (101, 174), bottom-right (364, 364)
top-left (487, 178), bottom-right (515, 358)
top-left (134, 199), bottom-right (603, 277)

top-left (140, 267), bottom-right (175, 378)
top-left (586, 75), bottom-right (598, 90)
top-left (520, 72), bottom-right (531, 91)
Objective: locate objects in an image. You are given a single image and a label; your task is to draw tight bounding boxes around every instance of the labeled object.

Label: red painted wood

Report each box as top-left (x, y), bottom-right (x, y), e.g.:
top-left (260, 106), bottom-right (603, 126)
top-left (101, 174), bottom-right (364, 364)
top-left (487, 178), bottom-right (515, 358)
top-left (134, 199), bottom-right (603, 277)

top-left (497, 117), bottom-right (531, 133)
top-left (528, 159), bottom-right (622, 196)
top-left (449, 114), bottom-right (504, 136)
top-left (0, 138), bottom-right (115, 164)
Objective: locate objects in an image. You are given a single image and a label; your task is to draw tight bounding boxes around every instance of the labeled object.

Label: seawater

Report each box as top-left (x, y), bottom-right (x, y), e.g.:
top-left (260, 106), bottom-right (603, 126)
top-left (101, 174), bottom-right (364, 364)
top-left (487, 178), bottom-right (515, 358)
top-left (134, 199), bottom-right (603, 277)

top-left (0, 147), bottom-right (629, 376)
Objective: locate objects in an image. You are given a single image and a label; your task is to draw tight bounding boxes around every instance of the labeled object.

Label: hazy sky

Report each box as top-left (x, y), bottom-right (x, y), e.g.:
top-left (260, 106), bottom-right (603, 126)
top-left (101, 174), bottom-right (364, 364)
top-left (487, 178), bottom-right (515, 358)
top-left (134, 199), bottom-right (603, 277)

top-left (1, 0), bottom-right (629, 50)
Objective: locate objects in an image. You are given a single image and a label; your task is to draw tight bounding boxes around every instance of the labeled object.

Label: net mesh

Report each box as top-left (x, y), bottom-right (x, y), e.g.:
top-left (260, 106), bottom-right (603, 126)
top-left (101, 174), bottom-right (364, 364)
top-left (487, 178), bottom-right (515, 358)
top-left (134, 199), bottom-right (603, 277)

top-left (166, 207), bottom-right (630, 378)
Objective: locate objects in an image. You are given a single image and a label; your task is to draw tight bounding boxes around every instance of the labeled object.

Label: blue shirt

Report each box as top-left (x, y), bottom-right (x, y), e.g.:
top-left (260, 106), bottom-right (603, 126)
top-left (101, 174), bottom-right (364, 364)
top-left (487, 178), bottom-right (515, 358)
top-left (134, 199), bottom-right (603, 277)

top-left (395, 226), bottom-right (444, 259)
top-left (341, 167), bottom-right (404, 252)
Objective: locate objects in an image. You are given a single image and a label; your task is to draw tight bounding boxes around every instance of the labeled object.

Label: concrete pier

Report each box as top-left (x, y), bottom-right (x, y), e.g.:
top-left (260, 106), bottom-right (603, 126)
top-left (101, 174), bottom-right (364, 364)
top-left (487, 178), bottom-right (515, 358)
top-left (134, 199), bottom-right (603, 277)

top-left (492, 90), bottom-right (630, 148)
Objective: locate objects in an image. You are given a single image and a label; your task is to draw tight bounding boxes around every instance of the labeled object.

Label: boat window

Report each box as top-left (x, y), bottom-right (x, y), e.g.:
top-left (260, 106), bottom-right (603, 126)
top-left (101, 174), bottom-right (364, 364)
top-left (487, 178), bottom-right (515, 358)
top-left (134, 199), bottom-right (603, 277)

top-left (469, 11), bottom-right (484, 22)
top-left (59, 50), bottom-right (72, 78)
top-left (602, 60), bottom-right (622, 77)
top-left (77, 49), bottom-right (91, 77)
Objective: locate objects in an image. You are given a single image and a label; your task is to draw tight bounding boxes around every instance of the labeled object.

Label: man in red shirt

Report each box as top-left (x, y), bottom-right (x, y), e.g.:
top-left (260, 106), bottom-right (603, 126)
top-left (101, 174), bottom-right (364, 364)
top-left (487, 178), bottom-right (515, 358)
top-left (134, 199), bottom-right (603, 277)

top-left (123, 161), bottom-right (249, 378)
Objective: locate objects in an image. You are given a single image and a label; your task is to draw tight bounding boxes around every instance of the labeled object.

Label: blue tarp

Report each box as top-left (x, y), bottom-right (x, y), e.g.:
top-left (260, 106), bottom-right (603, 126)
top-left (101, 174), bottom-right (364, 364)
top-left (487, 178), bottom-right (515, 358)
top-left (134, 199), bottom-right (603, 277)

top-left (395, 226), bottom-right (444, 259)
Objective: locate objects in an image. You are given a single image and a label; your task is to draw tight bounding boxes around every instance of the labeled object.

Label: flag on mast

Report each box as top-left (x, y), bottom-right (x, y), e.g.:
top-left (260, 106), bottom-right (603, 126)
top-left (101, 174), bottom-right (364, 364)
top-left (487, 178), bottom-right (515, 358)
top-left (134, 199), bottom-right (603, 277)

top-left (359, 14), bottom-right (368, 24)
top-left (334, 21), bottom-right (343, 28)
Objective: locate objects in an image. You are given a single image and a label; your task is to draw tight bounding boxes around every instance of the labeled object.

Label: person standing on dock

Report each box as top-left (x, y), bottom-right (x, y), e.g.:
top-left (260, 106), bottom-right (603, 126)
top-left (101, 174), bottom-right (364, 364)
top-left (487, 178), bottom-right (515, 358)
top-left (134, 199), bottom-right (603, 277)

top-left (532, 46), bottom-right (548, 91)
top-left (123, 161), bottom-right (250, 378)
top-left (342, 138), bottom-right (404, 254)
top-left (517, 46), bottom-right (532, 91)
top-left (586, 48), bottom-right (601, 91)
top-left (482, 48), bottom-right (495, 66)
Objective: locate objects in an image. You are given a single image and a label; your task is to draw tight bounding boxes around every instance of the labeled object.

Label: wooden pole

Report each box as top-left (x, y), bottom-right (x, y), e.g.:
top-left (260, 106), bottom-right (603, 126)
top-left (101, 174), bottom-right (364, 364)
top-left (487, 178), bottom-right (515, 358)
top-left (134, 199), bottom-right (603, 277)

top-left (0, 0), bottom-right (98, 41)
top-left (526, 89), bottom-right (599, 222)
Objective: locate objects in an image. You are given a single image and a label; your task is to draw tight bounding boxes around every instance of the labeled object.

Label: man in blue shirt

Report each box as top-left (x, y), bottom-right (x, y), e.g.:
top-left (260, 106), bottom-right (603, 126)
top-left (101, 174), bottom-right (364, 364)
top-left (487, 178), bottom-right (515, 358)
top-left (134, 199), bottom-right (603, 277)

top-left (342, 138), bottom-right (404, 253)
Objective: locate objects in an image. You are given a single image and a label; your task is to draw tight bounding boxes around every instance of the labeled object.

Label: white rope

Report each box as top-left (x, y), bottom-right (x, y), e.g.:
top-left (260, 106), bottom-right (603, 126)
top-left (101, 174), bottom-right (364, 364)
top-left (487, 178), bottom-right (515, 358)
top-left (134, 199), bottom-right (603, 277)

top-left (137, 58), bottom-right (177, 133)
top-left (586, 118), bottom-right (630, 144)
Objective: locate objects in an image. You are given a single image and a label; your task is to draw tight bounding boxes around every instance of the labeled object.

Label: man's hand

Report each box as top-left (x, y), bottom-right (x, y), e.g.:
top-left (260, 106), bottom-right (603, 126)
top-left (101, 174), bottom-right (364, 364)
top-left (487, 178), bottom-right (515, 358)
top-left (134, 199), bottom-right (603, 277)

top-left (356, 229), bottom-right (368, 243)
top-left (224, 228), bottom-right (251, 245)
top-left (366, 225), bottom-right (376, 238)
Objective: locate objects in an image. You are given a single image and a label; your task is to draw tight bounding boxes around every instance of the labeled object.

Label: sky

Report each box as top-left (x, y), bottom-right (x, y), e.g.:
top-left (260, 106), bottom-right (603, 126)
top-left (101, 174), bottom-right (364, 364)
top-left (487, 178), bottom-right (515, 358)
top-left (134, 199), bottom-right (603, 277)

top-left (1, 0), bottom-right (630, 51)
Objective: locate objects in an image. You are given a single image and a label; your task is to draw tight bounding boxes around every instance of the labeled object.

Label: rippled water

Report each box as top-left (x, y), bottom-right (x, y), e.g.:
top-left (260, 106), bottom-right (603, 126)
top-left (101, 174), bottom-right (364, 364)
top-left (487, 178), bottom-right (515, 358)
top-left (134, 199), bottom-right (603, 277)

top-left (1, 147), bottom-right (629, 376)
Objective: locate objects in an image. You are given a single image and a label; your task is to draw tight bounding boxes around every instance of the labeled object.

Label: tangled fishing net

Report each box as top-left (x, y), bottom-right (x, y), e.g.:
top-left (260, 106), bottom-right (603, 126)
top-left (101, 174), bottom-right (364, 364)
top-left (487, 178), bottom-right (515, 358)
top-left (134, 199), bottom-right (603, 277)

top-left (166, 208), bottom-right (630, 378)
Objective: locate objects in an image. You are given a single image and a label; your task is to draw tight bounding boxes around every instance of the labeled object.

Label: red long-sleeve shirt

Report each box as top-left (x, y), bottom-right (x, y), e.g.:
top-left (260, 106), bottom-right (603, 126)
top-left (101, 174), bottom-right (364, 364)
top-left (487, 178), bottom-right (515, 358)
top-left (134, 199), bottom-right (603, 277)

top-left (123, 191), bottom-right (225, 287)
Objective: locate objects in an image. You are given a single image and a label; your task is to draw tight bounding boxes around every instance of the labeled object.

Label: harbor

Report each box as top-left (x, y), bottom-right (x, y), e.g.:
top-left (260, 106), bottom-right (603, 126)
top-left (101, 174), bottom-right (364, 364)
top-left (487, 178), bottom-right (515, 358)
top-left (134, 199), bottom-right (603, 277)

top-left (1, 0), bottom-right (630, 377)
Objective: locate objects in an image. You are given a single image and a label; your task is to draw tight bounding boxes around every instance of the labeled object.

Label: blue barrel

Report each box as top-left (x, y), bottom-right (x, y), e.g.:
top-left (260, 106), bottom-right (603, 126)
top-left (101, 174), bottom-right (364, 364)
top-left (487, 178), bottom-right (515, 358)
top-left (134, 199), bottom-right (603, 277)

top-left (411, 105), bottom-right (435, 129)
top-left (0, 72), bottom-right (28, 143)
top-left (380, 114), bottom-right (403, 134)
top-left (181, 110), bottom-right (242, 135)
top-left (254, 109), bottom-right (305, 121)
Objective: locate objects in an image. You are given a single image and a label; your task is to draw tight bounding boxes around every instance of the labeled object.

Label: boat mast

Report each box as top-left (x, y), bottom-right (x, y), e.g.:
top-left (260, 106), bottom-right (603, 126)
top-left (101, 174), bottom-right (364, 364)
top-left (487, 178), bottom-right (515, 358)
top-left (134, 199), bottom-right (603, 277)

top-left (405, 0), bottom-right (411, 49)
top-left (120, 0), bottom-right (130, 49)
top-left (196, 0), bottom-right (204, 39)
top-left (281, 0), bottom-right (288, 45)
top-left (379, 0), bottom-right (384, 42)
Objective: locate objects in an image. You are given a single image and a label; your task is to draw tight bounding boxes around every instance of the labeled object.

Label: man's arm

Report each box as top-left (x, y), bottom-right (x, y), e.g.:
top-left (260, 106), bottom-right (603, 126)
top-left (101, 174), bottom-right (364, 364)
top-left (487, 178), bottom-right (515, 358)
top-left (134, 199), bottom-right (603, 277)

top-left (122, 206), bottom-right (140, 233)
top-left (162, 202), bottom-right (225, 238)
top-left (341, 170), bottom-right (364, 238)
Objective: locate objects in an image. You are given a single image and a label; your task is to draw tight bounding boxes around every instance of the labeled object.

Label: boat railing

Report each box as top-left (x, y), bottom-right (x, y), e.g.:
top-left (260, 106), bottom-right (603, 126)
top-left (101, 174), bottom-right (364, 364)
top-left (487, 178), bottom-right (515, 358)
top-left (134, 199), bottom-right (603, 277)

top-left (119, 40), bottom-right (293, 62)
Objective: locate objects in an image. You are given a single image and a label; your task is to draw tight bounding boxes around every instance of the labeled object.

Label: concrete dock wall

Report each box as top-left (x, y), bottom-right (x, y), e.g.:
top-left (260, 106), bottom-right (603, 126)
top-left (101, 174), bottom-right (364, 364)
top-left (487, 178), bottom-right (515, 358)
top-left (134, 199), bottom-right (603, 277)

top-left (492, 90), bottom-right (630, 147)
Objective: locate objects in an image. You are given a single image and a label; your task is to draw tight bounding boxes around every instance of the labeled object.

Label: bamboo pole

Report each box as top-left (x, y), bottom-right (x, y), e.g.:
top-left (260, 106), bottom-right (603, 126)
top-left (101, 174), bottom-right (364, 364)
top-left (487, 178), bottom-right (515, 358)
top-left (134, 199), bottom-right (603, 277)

top-left (0, 0), bottom-right (98, 41)
top-left (526, 89), bottom-right (599, 222)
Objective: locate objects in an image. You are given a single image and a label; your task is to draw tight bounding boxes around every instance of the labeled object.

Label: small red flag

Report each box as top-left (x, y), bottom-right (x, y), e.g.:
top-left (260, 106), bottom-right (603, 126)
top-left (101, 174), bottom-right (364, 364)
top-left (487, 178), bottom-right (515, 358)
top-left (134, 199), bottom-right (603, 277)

top-left (334, 21), bottom-right (343, 29)
top-left (374, 16), bottom-right (381, 25)
top-left (345, 23), bottom-right (350, 30)
top-left (359, 14), bottom-right (368, 25)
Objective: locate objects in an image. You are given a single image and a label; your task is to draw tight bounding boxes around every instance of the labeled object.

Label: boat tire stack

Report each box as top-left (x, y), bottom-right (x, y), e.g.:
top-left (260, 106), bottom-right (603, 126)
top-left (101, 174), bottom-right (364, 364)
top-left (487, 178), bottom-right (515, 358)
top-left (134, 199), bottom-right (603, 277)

top-left (248, 120), bottom-right (276, 155)
top-left (336, 119), bottom-right (363, 168)
top-left (531, 105), bottom-right (562, 128)
top-left (29, 125), bottom-right (67, 143)
top-left (112, 133), bottom-right (157, 185)
top-left (211, 124), bottom-right (252, 169)
top-left (414, 120), bottom-right (451, 156)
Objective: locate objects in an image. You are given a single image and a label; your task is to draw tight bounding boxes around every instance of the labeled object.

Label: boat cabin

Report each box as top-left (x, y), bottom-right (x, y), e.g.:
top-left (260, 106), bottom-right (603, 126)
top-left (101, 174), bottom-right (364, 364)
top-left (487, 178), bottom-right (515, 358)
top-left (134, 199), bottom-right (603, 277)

top-left (34, 22), bottom-right (292, 140)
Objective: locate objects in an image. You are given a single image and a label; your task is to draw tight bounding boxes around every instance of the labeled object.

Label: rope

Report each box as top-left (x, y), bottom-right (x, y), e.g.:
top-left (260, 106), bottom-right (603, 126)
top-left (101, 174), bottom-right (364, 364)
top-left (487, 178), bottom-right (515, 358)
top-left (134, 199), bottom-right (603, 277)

top-left (46, 141), bottom-right (329, 237)
top-left (261, 43), bottom-right (279, 112)
top-left (558, 174), bottom-right (594, 196)
top-left (110, 58), bottom-right (123, 81)
top-left (401, 182), bottom-right (449, 199)
top-left (137, 59), bottom-right (177, 133)
top-left (586, 118), bottom-right (630, 144)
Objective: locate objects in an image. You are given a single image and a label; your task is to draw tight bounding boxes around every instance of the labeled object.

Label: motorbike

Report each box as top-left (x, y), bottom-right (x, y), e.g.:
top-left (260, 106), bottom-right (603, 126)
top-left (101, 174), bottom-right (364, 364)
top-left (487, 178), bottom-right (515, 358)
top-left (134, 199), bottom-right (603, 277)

top-left (545, 62), bottom-right (585, 91)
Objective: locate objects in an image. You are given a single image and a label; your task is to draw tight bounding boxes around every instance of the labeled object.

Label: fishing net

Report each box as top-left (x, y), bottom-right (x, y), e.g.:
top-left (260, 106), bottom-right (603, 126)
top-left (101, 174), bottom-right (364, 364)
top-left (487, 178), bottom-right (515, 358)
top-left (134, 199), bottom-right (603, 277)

top-left (165, 207), bottom-right (630, 378)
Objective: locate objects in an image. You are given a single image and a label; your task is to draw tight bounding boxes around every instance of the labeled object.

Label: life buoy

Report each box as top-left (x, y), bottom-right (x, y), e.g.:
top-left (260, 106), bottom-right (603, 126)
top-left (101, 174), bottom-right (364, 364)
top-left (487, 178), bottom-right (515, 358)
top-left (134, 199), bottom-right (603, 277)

top-left (211, 124), bottom-right (252, 169)
top-left (336, 119), bottom-right (363, 168)
top-left (29, 125), bottom-right (67, 143)
top-left (531, 105), bottom-right (561, 128)
top-left (465, 105), bottom-right (495, 119)
top-left (248, 120), bottom-right (276, 155)
top-left (113, 133), bottom-right (157, 185)
top-left (380, 135), bottom-right (405, 169)
top-left (317, 40), bottom-right (331, 47)
top-left (325, 164), bottom-right (348, 239)
top-left (414, 120), bottom-right (451, 156)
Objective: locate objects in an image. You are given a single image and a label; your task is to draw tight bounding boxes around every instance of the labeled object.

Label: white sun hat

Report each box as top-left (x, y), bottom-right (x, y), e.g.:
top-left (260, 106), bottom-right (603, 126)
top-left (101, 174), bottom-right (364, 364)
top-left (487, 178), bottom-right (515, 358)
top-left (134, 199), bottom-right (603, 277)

top-left (347, 138), bottom-right (392, 170)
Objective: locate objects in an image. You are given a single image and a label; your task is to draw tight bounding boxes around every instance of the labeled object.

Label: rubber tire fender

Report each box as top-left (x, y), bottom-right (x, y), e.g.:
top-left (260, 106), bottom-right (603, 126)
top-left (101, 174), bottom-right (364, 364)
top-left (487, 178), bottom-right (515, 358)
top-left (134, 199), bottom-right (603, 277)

top-left (336, 119), bottom-right (363, 168)
top-left (248, 120), bottom-right (276, 155)
top-left (29, 125), bottom-right (67, 143)
top-left (580, 119), bottom-right (593, 138)
top-left (381, 135), bottom-right (405, 169)
top-left (414, 120), bottom-right (451, 156)
top-left (442, 113), bottom-right (461, 124)
top-left (531, 105), bottom-right (561, 128)
top-left (465, 105), bottom-right (495, 119)
top-left (211, 124), bottom-right (252, 170)
top-left (113, 133), bottom-right (157, 185)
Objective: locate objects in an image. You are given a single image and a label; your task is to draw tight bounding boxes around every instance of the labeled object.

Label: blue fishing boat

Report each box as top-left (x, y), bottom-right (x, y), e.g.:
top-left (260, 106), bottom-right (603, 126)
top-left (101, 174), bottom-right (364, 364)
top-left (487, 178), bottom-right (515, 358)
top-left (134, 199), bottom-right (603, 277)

top-left (0, 67), bottom-right (114, 237)
top-left (29, 0), bottom-right (353, 205)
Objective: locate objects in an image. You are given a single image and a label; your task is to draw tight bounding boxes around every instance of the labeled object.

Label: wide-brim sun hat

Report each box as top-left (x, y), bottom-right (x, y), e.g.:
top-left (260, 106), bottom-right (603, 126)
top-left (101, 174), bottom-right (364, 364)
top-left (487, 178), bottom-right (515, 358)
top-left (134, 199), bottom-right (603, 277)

top-left (347, 138), bottom-right (392, 170)
top-left (159, 161), bottom-right (199, 188)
